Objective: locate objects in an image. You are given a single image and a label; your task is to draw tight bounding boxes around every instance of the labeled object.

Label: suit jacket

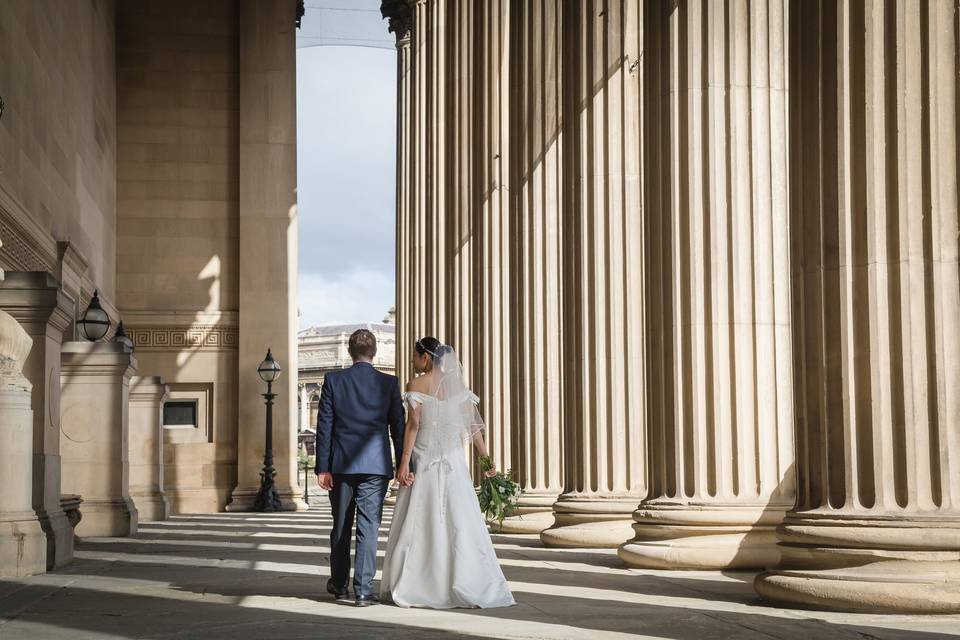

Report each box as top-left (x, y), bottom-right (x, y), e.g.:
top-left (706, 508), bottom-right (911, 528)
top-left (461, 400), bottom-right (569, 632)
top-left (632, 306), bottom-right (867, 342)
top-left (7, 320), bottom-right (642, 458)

top-left (314, 361), bottom-right (405, 477)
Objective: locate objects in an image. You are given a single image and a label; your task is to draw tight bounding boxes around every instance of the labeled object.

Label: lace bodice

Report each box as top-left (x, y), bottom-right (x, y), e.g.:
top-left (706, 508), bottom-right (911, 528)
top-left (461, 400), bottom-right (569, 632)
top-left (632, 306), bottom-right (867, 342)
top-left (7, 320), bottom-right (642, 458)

top-left (403, 390), bottom-right (480, 464)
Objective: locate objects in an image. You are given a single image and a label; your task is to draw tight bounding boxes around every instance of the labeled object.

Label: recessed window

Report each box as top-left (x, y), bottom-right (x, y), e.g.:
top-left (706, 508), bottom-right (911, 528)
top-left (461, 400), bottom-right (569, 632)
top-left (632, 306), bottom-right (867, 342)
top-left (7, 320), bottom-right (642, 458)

top-left (163, 400), bottom-right (198, 429)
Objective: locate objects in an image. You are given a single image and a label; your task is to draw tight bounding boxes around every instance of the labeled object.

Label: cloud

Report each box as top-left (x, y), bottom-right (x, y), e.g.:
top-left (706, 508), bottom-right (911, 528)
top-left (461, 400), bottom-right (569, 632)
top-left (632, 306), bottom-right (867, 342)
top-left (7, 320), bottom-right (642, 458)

top-left (298, 269), bottom-right (393, 328)
top-left (296, 45), bottom-right (396, 282)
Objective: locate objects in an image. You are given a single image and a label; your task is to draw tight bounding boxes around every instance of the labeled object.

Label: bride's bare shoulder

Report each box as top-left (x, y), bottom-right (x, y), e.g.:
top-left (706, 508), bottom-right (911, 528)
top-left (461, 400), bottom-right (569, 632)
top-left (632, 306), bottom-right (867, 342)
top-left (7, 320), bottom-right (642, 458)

top-left (406, 375), bottom-right (430, 393)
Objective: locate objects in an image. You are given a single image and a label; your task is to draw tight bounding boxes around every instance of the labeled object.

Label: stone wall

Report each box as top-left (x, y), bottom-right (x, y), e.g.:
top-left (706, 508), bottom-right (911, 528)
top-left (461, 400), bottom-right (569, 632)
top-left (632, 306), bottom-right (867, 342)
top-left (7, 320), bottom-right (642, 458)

top-left (114, 0), bottom-right (241, 512)
top-left (0, 0), bottom-right (117, 302)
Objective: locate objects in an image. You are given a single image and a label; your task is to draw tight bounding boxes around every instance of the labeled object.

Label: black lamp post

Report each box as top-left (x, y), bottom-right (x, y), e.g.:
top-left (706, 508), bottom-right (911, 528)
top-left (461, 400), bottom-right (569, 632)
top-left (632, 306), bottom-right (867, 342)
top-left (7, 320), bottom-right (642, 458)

top-left (253, 348), bottom-right (282, 512)
top-left (78, 290), bottom-right (111, 341)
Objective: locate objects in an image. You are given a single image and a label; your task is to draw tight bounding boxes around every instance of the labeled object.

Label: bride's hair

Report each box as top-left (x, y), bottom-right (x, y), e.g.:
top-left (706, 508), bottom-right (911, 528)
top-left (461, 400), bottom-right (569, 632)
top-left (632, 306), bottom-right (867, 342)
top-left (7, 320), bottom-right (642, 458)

top-left (415, 336), bottom-right (450, 362)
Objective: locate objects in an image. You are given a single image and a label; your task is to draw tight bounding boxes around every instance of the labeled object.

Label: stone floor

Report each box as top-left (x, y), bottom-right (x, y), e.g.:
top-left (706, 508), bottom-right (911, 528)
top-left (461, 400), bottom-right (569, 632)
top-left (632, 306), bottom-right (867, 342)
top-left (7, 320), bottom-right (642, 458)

top-left (1, 501), bottom-right (958, 640)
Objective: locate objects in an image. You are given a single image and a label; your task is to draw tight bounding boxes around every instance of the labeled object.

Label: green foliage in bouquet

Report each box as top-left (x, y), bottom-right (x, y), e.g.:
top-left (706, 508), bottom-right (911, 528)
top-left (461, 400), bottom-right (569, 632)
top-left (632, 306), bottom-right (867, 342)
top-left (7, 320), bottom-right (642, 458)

top-left (477, 455), bottom-right (521, 530)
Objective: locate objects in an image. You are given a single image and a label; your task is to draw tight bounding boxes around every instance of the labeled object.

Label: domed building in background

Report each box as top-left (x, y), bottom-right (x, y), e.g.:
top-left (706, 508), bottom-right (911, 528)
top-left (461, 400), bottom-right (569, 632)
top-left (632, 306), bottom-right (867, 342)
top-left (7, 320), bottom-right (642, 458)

top-left (296, 312), bottom-right (396, 448)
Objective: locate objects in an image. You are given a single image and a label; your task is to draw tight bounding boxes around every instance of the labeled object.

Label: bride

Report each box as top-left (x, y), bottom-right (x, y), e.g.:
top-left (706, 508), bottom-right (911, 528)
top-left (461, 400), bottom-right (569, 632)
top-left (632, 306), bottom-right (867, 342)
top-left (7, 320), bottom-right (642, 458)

top-left (380, 336), bottom-right (516, 609)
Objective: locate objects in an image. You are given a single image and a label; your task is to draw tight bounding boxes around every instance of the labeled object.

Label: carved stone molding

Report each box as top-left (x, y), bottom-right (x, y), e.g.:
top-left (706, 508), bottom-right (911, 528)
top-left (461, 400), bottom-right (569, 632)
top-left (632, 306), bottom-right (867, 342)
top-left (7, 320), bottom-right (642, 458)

top-left (126, 326), bottom-right (238, 351)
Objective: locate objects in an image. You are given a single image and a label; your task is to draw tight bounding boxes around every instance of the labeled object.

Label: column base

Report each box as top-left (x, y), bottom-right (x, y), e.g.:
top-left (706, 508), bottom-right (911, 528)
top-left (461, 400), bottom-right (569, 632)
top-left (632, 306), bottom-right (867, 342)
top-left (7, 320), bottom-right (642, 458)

top-left (754, 515), bottom-right (960, 613)
top-left (756, 558), bottom-right (960, 613)
top-left (74, 498), bottom-right (137, 538)
top-left (0, 512), bottom-right (46, 577)
top-left (618, 502), bottom-right (786, 569)
top-left (540, 496), bottom-right (638, 548)
top-left (492, 492), bottom-right (559, 534)
top-left (130, 493), bottom-right (170, 522)
top-left (36, 507), bottom-right (74, 569)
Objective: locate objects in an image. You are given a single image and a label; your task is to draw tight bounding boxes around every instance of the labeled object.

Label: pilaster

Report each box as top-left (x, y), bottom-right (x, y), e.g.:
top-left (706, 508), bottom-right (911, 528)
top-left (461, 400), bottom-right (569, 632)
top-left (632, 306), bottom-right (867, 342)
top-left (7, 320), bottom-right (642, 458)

top-left (60, 342), bottom-right (138, 537)
top-left (128, 376), bottom-right (169, 522)
top-left (0, 271), bottom-right (75, 568)
top-left (0, 309), bottom-right (46, 576)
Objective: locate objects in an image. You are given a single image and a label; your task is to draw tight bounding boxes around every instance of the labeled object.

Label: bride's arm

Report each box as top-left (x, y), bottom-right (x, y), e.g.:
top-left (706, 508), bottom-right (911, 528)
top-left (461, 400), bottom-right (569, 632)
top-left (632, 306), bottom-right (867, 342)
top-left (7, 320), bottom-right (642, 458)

top-left (470, 431), bottom-right (498, 477)
top-left (397, 395), bottom-right (421, 486)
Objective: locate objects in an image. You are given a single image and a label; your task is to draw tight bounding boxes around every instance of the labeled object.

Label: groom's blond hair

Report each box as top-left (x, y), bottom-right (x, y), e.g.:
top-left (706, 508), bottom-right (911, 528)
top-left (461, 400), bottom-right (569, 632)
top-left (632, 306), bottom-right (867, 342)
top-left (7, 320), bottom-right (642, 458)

top-left (348, 329), bottom-right (378, 360)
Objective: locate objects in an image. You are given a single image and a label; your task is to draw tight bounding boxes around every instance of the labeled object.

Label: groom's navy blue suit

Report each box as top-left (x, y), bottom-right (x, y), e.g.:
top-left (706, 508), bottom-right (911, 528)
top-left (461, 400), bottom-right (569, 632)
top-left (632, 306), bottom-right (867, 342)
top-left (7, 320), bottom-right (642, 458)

top-left (315, 361), bottom-right (404, 598)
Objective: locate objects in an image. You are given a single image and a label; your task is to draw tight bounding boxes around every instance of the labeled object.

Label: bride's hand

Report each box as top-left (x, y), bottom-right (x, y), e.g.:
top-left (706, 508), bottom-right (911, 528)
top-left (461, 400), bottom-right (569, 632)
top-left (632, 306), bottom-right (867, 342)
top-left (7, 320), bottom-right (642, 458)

top-left (397, 464), bottom-right (414, 487)
top-left (483, 466), bottom-right (497, 478)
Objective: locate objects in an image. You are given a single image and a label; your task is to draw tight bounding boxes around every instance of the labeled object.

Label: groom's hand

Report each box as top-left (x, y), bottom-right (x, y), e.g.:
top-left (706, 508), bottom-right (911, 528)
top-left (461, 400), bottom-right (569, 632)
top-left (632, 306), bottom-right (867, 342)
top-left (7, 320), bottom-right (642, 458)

top-left (316, 472), bottom-right (333, 491)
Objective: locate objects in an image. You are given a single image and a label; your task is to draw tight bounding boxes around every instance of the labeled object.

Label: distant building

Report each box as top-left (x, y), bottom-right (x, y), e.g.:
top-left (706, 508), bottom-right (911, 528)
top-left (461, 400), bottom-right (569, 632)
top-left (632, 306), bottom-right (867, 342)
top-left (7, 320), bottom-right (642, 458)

top-left (296, 321), bottom-right (396, 442)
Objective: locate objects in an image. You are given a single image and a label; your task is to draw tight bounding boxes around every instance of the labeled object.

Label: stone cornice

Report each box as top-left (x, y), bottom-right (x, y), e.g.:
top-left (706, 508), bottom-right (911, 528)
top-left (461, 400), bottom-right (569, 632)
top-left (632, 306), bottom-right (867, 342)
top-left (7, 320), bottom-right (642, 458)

top-left (0, 271), bottom-right (74, 334)
top-left (0, 185), bottom-right (58, 273)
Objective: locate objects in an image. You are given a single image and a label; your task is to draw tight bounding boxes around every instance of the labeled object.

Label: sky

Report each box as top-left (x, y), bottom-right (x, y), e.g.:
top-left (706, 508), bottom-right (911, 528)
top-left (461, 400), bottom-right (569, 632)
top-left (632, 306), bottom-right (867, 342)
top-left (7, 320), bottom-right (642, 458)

top-left (296, 3), bottom-right (396, 329)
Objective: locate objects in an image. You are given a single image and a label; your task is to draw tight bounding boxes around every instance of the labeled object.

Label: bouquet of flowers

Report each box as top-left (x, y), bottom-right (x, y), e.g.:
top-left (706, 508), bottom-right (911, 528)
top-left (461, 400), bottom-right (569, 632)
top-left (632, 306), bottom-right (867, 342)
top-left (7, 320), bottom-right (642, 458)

top-left (477, 455), bottom-right (521, 530)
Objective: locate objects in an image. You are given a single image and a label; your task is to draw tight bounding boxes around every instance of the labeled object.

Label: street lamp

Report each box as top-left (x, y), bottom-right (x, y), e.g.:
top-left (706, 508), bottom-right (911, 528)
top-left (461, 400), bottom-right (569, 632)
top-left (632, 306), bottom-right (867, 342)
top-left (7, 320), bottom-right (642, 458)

top-left (253, 348), bottom-right (282, 512)
top-left (78, 290), bottom-right (110, 341)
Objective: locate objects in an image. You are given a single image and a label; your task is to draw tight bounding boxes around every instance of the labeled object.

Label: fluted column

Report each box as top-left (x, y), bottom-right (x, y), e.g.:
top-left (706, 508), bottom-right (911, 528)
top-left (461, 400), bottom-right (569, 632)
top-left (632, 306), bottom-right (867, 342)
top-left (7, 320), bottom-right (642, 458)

top-left (384, 0), bottom-right (414, 384)
top-left (0, 309), bottom-right (46, 577)
top-left (620, 0), bottom-right (795, 569)
top-left (755, 0), bottom-right (960, 613)
top-left (473, 0), bottom-right (513, 475)
top-left (409, 0), bottom-right (428, 347)
top-left (448, 0), bottom-right (475, 382)
top-left (502, 0), bottom-right (565, 534)
top-left (541, 0), bottom-right (645, 548)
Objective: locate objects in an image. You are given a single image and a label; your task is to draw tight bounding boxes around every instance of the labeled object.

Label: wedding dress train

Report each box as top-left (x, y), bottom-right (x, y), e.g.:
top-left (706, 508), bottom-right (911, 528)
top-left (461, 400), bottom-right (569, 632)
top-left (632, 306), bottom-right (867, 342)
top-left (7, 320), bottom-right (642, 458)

top-left (380, 390), bottom-right (515, 609)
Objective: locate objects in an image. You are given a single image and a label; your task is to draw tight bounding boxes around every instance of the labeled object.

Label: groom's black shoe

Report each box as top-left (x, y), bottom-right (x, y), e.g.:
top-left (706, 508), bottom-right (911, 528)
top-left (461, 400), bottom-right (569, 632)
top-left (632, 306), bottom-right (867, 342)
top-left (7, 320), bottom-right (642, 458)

top-left (326, 579), bottom-right (351, 602)
top-left (355, 594), bottom-right (380, 607)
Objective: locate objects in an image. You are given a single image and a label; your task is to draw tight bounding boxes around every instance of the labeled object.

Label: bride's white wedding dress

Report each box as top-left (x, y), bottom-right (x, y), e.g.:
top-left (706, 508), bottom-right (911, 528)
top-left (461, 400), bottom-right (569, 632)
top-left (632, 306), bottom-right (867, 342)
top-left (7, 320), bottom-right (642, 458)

top-left (380, 388), bottom-right (515, 609)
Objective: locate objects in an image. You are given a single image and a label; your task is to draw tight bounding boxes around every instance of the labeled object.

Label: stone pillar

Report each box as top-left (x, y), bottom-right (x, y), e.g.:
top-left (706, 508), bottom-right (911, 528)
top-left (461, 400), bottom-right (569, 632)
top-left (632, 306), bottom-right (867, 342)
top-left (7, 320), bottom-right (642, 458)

top-left (0, 273), bottom-right (74, 568)
top-left (0, 310), bottom-right (46, 577)
top-left (447, 0), bottom-right (474, 383)
top-left (128, 376), bottom-right (169, 522)
top-left (619, 0), bottom-right (795, 569)
top-left (409, 0), bottom-right (428, 346)
top-left (541, 0), bottom-right (645, 548)
top-left (232, 0), bottom-right (305, 511)
top-left (502, 0), bottom-right (564, 534)
top-left (755, 0), bottom-right (960, 613)
top-left (383, 0), bottom-right (414, 384)
top-left (60, 342), bottom-right (138, 537)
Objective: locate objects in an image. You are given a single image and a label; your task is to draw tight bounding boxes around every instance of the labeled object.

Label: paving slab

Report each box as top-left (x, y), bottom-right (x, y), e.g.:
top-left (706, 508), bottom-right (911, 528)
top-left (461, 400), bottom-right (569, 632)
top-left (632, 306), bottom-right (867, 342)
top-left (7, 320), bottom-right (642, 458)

top-left (1, 501), bottom-right (958, 640)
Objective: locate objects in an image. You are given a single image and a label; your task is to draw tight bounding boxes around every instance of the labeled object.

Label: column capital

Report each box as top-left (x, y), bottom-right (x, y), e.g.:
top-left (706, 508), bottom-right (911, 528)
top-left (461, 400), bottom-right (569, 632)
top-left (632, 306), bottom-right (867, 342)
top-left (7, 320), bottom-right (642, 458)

top-left (380, 0), bottom-right (413, 43)
top-left (0, 271), bottom-right (73, 337)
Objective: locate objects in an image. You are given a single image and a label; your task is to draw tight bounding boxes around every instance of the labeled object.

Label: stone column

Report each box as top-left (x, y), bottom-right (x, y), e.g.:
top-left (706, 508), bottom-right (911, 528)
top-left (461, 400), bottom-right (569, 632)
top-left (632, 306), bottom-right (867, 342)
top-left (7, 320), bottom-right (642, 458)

top-left (409, 0), bottom-right (428, 346)
top-left (541, 0), bottom-right (646, 548)
top-left (383, 0), bottom-right (414, 384)
top-left (0, 310), bottom-right (46, 576)
top-left (755, 0), bottom-right (960, 613)
top-left (0, 272), bottom-right (74, 568)
top-left (473, 0), bottom-right (513, 475)
top-left (60, 342), bottom-right (138, 537)
top-left (620, 0), bottom-right (795, 569)
top-left (128, 376), bottom-right (169, 522)
top-left (502, 0), bottom-right (564, 534)
top-left (232, 0), bottom-right (305, 511)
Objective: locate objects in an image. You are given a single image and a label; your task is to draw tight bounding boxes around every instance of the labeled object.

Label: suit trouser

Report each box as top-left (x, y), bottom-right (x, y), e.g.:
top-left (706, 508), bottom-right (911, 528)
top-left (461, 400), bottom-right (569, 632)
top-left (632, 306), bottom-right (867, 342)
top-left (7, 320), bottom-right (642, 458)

top-left (329, 473), bottom-right (390, 596)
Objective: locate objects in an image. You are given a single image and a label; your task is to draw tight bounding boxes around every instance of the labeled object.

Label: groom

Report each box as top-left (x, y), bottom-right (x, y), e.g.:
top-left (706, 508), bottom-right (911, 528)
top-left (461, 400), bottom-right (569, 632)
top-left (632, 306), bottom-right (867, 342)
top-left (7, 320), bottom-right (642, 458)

top-left (315, 328), bottom-right (405, 607)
